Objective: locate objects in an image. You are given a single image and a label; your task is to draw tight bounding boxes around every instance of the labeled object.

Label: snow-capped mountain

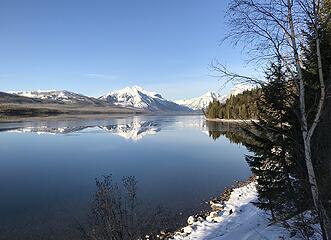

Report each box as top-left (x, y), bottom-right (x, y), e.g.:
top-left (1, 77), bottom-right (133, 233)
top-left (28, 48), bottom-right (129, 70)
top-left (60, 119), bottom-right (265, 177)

top-left (100, 86), bottom-right (192, 112)
top-left (9, 90), bottom-right (106, 105)
top-left (6, 84), bottom-right (255, 113)
top-left (228, 83), bottom-right (255, 96)
top-left (175, 84), bottom-right (256, 111)
top-left (175, 91), bottom-right (226, 110)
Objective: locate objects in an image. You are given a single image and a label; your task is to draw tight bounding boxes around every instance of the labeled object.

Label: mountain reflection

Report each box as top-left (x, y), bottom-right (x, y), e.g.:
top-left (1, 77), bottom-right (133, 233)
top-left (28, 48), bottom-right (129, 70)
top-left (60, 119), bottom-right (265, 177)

top-left (6, 126), bottom-right (91, 135)
top-left (1, 119), bottom-right (163, 141)
top-left (99, 120), bottom-right (161, 141)
top-left (0, 117), bottom-right (256, 142)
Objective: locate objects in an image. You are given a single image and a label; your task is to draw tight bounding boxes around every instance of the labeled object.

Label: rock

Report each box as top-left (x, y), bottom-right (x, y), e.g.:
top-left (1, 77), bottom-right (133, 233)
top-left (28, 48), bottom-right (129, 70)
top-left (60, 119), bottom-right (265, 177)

top-left (197, 216), bottom-right (205, 222)
top-left (211, 202), bottom-right (224, 211)
top-left (187, 216), bottom-right (195, 225)
top-left (209, 211), bottom-right (219, 218)
top-left (183, 226), bottom-right (193, 234)
top-left (206, 216), bottom-right (216, 222)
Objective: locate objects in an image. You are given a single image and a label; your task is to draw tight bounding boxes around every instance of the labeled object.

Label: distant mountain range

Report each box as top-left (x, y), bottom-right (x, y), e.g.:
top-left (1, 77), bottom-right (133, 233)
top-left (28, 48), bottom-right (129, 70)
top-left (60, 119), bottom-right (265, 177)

top-left (8, 90), bottom-right (105, 106)
top-left (175, 84), bottom-right (255, 110)
top-left (99, 86), bottom-right (192, 112)
top-left (227, 83), bottom-right (255, 96)
top-left (175, 91), bottom-right (226, 110)
top-left (1, 84), bottom-right (255, 116)
top-left (0, 90), bottom-right (138, 117)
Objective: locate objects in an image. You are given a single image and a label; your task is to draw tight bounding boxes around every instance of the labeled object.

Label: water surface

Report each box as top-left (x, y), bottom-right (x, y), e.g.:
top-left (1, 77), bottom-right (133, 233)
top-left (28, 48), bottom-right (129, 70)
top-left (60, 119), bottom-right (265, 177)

top-left (0, 115), bottom-right (251, 239)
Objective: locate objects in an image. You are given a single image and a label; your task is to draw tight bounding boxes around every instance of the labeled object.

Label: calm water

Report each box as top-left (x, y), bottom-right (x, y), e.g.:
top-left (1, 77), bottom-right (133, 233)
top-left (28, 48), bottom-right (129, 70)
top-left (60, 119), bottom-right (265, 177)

top-left (0, 115), bottom-right (251, 239)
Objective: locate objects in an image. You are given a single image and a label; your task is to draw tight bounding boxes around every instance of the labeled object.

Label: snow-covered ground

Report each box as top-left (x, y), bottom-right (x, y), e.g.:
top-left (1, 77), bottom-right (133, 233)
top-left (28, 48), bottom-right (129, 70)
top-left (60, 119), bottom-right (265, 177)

top-left (172, 182), bottom-right (306, 240)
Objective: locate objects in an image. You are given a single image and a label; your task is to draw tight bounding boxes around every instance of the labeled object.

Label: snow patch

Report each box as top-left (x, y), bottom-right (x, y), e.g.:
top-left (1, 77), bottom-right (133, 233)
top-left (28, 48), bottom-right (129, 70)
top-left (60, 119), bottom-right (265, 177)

top-left (100, 86), bottom-right (192, 112)
top-left (8, 90), bottom-right (95, 103)
top-left (175, 84), bottom-right (256, 111)
top-left (175, 92), bottom-right (226, 110)
top-left (172, 182), bottom-right (307, 240)
top-left (228, 84), bottom-right (255, 97)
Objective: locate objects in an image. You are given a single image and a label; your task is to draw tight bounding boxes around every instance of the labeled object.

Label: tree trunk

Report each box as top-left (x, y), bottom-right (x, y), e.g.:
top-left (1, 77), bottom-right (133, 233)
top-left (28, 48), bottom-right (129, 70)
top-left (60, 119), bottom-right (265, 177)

top-left (287, 0), bottom-right (330, 238)
top-left (303, 137), bottom-right (331, 240)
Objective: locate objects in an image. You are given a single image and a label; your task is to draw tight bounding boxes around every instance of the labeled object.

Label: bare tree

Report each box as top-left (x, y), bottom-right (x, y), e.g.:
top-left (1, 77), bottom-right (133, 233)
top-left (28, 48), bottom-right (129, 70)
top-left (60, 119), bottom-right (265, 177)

top-left (79, 175), bottom-right (179, 240)
top-left (213, 0), bottom-right (331, 239)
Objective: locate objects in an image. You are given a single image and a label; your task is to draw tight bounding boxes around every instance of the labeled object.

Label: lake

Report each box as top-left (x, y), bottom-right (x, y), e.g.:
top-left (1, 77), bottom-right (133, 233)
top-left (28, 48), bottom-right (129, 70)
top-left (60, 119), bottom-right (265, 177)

top-left (0, 115), bottom-right (251, 239)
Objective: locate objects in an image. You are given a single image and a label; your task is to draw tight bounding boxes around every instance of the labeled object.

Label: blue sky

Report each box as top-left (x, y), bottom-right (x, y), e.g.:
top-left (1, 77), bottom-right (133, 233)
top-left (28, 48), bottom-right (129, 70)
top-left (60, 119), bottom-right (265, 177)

top-left (0, 0), bottom-right (252, 100)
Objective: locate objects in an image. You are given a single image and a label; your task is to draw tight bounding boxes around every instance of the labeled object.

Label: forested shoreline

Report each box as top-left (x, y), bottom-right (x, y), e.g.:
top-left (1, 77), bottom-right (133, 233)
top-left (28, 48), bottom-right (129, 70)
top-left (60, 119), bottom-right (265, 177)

top-left (206, 0), bottom-right (331, 239)
top-left (204, 88), bottom-right (261, 120)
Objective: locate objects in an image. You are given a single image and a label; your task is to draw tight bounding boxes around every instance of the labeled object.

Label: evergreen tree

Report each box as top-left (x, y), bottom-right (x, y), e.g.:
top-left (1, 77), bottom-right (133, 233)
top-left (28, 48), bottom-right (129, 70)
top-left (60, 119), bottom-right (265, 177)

top-left (205, 100), bottom-right (221, 119)
top-left (244, 62), bottom-right (314, 237)
top-left (204, 88), bottom-right (261, 120)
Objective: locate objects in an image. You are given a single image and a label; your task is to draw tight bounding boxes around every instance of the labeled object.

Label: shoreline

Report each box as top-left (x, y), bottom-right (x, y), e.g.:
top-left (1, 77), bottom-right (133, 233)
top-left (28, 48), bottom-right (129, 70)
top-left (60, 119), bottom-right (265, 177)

top-left (163, 175), bottom-right (303, 240)
top-left (0, 112), bottom-right (202, 123)
top-left (205, 117), bottom-right (259, 123)
top-left (159, 176), bottom-right (256, 239)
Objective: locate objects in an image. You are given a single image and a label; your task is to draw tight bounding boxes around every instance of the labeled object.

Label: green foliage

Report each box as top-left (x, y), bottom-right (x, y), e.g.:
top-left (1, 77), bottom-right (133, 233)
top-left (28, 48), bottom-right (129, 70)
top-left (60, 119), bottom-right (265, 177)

top-left (219, 0), bottom-right (331, 238)
top-left (243, 9), bottom-right (331, 235)
top-left (205, 100), bottom-right (221, 119)
top-left (246, 63), bottom-right (311, 223)
top-left (204, 88), bottom-right (261, 120)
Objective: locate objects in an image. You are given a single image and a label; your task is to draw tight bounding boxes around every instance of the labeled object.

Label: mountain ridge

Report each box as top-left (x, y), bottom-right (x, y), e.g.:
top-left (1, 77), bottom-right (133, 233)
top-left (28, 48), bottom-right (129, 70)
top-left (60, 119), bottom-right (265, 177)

top-left (175, 84), bottom-right (255, 110)
top-left (175, 91), bottom-right (226, 110)
top-left (99, 86), bottom-right (193, 112)
top-left (3, 84), bottom-right (256, 116)
top-left (9, 90), bottom-right (107, 106)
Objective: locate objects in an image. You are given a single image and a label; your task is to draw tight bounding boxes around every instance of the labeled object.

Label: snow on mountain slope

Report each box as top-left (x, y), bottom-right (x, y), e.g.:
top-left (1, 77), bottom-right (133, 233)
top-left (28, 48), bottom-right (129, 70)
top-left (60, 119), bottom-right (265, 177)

top-left (175, 92), bottom-right (226, 110)
top-left (100, 86), bottom-right (192, 112)
top-left (7, 84), bottom-right (255, 111)
top-left (9, 90), bottom-right (106, 105)
top-left (175, 84), bottom-right (256, 111)
top-left (228, 83), bottom-right (255, 97)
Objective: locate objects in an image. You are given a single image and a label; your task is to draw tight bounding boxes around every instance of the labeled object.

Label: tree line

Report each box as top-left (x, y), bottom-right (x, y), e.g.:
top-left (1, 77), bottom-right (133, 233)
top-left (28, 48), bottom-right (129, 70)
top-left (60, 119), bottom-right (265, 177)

top-left (204, 88), bottom-right (261, 120)
top-left (209, 0), bottom-right (331, 239)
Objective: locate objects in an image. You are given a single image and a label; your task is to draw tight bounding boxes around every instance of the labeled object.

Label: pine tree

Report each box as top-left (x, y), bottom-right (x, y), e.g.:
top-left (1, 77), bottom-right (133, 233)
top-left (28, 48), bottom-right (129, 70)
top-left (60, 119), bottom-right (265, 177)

top-left (204, 88), bottom-right (262, 120)
top-left (245, 62), bottom-right (312, 228)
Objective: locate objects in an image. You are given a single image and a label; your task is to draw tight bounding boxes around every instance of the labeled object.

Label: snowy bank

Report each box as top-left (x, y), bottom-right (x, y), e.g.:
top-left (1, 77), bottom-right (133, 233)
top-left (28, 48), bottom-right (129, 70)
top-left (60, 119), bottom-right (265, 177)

top-left (171, 182), bottom-right (307, 240)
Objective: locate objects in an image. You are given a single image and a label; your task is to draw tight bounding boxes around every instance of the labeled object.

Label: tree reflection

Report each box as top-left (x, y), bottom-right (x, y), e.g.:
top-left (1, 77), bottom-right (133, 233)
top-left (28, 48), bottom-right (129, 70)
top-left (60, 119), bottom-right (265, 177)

top-left (206, 120), bottom-right (328, 239)
top-left (205, 120), bottom-right (255, 145)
